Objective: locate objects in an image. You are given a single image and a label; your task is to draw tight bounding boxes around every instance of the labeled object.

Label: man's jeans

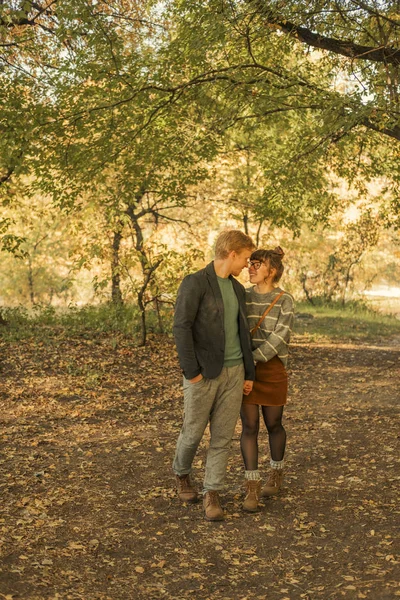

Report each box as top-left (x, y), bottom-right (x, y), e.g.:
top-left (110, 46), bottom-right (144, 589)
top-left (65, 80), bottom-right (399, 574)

top-left (173, 363), bottom-right (244, 491)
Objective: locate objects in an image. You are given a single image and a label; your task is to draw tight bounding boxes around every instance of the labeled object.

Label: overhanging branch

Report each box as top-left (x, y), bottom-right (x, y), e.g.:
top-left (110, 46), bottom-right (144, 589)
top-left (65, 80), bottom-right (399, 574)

top-left (250, 1), bottom-right (400, 65)
top-left (0, 0), bottom-right (57, 28)
top-left (362, 118), bottom-right (400, 141)
top-left (0, 166), bottom-right (15, 185)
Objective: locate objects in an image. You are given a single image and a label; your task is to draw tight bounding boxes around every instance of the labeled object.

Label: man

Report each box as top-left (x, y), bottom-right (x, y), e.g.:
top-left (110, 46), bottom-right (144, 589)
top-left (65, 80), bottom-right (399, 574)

top-left (172, 230), bottom-right (255, 521)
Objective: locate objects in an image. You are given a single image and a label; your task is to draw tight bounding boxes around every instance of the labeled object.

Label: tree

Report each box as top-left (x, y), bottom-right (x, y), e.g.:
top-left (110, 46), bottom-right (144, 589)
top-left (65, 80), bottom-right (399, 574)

top-left (248, 1), bottom-right (399, 134)
top-left (210, 116), bottom-right (336, 243)
top-left (168, 0), bottom-right (400, 221)
top-left (52, 98), bottom-right (217, 343)
top-left (1, 0), bottom-right (398, 334)
top-left (288, 208), bottom-right (381, 304)
top-left (0, 193), bottom-right (76, 305)
top-left (3, 0), bottom-right (398, 231)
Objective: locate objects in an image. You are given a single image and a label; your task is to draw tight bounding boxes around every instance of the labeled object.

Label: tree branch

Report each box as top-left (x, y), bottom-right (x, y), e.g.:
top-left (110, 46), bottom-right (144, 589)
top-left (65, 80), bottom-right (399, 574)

top-left (250, 2), bottom-right (400, 65)
top-left (362, 118), bottom-right (400, 141)
top-left (348, 0), bottom-right (400, 28)
top-left (0, 166), bottom-right (15, 185)
top-left (0, 0), bottom-right (57, 28)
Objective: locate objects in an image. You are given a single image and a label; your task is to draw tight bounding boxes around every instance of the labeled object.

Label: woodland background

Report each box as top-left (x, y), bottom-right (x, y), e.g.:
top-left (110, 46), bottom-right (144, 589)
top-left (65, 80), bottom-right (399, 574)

top-left (1, 0), bottom-right (400, 343)
top-left (1, 3), bottom-right (400, 600)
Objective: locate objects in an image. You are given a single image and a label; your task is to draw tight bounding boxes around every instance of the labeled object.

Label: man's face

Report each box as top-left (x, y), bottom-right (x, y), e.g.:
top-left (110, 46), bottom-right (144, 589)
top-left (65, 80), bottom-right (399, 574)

top-left (230, 249), bottom-right (253, 276)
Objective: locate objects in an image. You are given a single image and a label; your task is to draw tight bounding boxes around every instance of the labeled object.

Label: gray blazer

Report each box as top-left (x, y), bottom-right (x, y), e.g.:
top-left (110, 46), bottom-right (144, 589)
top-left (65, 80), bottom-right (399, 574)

top-left (173, 262), bottom-right (255, 381)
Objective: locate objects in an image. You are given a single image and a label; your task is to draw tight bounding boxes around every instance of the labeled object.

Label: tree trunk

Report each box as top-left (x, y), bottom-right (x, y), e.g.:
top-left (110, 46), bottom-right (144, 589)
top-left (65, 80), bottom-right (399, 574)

top-left (342, 260), bottom-right (359, 306)
top-left (256, 220), bottom-right (263, 247)
top-left (111, 228), bottom-right (123, 306)
top-left (155, 298), bottom-right (164, 333)
top-left (300, 272), bottom-right (315, 306)
top-left (27, 256), bottom-right (35, 305)
top-left (243, 213), bottom-right (249, 235)
top-left (126, 202), bottom-right (163, 346)
top-left (128, 210), bottom-right (148, 346)
top-left (137, 289), bottom-right (147, 347)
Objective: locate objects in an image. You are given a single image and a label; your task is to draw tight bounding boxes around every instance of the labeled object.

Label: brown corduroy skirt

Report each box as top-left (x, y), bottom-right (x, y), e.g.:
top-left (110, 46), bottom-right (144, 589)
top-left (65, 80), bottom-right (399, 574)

top-left (243, 356), bottom-right (288, 406)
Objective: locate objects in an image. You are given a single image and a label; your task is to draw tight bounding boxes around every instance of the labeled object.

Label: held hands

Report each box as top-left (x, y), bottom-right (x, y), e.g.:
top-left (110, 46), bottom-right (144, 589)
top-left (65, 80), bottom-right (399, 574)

top-left (243, 380), bottom-right (253, 396)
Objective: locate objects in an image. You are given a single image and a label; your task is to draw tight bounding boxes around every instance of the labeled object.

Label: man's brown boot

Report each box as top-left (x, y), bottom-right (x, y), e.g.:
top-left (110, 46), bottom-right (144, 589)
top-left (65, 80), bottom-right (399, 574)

top-left (243, 479), bottom-right (261, 512)
top-left (203, 491), bottom-right (224, 521)
top-left (176, 474), bottom-right (198, 503)
top-left (261, 469), bottom-right (284, 497)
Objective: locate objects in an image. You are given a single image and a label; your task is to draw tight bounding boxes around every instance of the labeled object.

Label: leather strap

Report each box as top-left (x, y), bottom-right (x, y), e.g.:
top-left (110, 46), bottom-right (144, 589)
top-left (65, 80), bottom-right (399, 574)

top-left (250, 290), bottom-right (285, 338)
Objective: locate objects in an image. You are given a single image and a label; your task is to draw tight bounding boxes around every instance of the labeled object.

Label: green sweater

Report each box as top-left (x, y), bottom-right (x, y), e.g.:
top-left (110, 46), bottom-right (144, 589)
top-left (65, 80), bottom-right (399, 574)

top-left (217, 276), bottom-right (243, 367)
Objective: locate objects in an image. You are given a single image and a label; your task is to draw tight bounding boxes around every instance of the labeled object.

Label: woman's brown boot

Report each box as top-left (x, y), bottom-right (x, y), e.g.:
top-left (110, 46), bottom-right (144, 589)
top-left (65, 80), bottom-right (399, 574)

top-left (243, 479), bottom-right (261, 512)
top-left (261, 469), bottom-right (284, 497)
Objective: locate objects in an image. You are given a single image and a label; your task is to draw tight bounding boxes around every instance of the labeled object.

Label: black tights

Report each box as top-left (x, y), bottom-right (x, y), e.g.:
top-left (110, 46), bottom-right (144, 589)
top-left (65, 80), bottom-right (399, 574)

top-left (240, 404), bottom-right (286, 471)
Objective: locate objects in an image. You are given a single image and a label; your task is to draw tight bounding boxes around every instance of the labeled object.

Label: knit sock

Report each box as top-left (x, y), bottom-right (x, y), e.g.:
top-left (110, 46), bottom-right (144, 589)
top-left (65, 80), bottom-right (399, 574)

top-left (245, 470), bottom-right (261, 481)
top-left (270, 459), bottom-right (284, 470)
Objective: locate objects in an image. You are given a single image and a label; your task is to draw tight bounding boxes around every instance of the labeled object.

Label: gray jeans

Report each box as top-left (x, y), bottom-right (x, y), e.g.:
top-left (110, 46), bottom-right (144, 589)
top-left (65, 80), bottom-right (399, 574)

top-left (172, 363), bottom-right (245, 491)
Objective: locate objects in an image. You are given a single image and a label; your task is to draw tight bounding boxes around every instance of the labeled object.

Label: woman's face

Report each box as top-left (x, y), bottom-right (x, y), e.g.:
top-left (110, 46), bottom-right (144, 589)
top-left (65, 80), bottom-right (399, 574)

top-left (248, 259), bottom-right (274, 285)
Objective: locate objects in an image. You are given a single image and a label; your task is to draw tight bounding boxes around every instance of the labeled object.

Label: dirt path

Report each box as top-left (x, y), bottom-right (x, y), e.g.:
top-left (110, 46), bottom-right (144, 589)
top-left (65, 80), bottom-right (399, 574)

top-left (0, 334), bottom-right (399, 600)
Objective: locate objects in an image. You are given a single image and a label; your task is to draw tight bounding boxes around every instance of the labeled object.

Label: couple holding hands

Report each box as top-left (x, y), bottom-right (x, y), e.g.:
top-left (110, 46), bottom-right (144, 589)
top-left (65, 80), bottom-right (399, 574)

top-left (172, 230), bottom-right (295, 521)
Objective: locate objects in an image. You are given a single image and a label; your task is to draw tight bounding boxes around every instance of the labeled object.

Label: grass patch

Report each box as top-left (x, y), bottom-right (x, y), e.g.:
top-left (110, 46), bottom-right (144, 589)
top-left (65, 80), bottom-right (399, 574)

top-left (0, 304), bottom-right (173, 343)
top-left (1, 300), bottom-right (399, 344)
top-left (294, 300), bottom-right (400, 341)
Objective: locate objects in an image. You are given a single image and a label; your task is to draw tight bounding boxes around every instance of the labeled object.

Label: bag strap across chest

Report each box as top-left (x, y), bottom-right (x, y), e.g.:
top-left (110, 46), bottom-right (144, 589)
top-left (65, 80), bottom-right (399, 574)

top-left (250, 290), bottom-right (285, 338)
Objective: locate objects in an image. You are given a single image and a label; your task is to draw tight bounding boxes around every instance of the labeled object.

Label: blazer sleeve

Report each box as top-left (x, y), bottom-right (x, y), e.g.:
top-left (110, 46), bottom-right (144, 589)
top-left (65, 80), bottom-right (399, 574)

top-left (173, 274), bottom-right (202, 380)
top-left (234, 279), bottom-right (255, 381)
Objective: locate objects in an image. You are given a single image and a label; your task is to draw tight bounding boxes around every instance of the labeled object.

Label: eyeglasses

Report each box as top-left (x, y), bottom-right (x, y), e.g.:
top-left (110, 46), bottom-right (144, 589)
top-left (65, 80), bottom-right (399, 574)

top-left (248, 260), bottom-right (263, 270)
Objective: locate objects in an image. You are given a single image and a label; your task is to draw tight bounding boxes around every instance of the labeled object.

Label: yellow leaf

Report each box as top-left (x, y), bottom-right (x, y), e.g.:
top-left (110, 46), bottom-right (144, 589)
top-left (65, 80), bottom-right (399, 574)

top-left (135, 566), bottom-right (145, 573)
top-left (68, 542), bottom-right (84, 550)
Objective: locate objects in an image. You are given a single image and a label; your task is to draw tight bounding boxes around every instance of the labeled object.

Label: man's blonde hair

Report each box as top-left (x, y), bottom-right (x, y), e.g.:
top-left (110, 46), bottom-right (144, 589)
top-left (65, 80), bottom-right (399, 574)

top-left (214, 230), bottom-right (255, 259)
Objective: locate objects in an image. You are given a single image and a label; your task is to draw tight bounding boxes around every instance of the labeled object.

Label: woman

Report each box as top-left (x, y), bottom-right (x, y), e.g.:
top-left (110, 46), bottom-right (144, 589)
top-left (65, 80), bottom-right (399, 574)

top-left (241, 247), bottom-right (295, 512)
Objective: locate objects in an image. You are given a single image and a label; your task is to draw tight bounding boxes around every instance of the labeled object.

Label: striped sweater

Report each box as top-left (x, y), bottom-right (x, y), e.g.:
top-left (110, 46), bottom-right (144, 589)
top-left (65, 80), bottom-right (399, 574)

top-left (245, 286), bottom-right (295, 367)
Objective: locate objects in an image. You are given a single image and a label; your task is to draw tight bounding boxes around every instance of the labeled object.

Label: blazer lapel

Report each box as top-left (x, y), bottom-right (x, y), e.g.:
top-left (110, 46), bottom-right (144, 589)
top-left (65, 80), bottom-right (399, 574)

top-left (205, 262), bottom-right (224, 325)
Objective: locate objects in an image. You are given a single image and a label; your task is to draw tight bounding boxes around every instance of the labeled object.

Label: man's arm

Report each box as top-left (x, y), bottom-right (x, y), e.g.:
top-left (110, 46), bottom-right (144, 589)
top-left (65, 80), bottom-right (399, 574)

top-left (234, 279), bottom-right (256, 382)
top-left (173, 275), bottom-right (202, 381)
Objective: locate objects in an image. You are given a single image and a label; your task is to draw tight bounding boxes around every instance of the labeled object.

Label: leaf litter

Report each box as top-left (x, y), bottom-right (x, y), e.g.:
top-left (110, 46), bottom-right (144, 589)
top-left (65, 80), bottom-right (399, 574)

top-left (0, 333), bottom-right (399, 599)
